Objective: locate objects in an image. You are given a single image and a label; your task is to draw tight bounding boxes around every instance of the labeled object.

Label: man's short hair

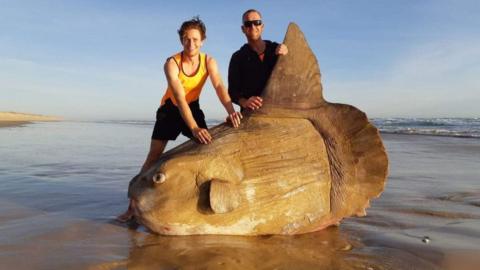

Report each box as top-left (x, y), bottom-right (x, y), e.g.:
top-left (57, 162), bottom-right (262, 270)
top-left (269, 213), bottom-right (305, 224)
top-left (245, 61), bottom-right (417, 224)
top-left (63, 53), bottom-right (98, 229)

top-left (177, 16), bottom-right (207, 42)
top-left (242, 9), bottom-right (262, 22)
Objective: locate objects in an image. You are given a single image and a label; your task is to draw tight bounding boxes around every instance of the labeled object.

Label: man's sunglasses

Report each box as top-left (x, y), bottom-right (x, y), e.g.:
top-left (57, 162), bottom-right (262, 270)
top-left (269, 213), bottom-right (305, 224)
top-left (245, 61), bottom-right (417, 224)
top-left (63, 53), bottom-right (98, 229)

top-left (243, 20), bottom-right (262, 28)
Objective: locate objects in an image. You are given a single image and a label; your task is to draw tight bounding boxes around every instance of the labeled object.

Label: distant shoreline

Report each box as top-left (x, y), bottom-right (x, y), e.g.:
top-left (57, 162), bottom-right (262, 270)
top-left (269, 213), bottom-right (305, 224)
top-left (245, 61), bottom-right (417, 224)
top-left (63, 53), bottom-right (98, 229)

top-left (0, 112), bottom-right (62, 128)
top-left (0, 121), bottom-right (32, 128)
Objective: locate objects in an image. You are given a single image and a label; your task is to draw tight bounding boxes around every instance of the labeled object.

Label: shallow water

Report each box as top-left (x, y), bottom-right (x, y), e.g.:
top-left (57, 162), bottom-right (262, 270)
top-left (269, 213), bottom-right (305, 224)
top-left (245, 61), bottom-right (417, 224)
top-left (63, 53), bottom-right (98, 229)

top-left (372, 118), bottom-right (480, 138)
top-left (0, 121), bottom-right (479, 269)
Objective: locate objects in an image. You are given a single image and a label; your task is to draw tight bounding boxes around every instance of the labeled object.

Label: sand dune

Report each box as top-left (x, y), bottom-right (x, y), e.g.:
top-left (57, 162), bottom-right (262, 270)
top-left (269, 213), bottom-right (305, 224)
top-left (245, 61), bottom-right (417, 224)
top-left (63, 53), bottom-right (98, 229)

top-left (0, 112), bottom-right (62, 127)
top-left (0, 112), bottom-right (62, 122)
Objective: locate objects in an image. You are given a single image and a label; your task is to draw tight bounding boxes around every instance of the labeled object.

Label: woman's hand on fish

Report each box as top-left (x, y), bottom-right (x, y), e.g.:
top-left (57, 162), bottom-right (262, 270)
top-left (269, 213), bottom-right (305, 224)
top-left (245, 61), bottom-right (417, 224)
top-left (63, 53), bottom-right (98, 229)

top-left (227, 111), bottom-right (243, 128)
top-left (192, 127), bottom-right (212, 144)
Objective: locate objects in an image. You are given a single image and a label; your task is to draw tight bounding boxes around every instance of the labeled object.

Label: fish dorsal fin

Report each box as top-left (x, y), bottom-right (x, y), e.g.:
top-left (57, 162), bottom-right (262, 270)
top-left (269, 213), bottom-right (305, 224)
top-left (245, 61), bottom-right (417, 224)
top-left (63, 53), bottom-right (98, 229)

top-left (262, 23), bottom-right (325, 109)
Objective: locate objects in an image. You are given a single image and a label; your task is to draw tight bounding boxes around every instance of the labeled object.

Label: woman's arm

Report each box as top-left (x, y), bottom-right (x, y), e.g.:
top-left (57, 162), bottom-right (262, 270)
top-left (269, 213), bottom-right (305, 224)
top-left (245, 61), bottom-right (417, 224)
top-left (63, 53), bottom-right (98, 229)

top-left (207, 56), bottom-right (242, 127)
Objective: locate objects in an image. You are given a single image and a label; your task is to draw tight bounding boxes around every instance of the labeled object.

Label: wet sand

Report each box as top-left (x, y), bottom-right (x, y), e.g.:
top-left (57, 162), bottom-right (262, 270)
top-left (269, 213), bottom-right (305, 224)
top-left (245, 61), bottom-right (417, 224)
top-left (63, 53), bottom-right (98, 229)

top-left (0, 122), bottom-right (479, 270)
top-left (0, 121), bottom-right (31, 128)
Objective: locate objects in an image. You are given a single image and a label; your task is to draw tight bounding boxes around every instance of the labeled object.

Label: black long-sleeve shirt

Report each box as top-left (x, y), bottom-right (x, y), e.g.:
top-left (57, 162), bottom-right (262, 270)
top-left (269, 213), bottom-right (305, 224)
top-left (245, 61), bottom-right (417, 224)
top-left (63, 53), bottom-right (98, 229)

top-left (228, 40), bottom-right (279, 106)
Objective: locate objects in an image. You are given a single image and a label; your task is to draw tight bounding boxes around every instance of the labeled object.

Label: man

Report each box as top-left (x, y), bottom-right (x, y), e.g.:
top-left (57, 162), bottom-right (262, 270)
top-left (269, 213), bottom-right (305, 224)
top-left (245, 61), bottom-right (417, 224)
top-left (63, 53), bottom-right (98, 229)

top-left (228, 9), bottom-right (288, 111)
top-left (117, 17), bottom-right (242, 222)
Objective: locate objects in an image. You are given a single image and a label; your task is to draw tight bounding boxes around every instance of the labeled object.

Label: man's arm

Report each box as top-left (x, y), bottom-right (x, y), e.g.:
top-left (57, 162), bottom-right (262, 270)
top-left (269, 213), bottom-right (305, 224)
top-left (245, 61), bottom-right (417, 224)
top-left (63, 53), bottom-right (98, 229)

top-left (207, 56), bottom-right (242, 127)
top-left (164, 58), bottom-right (211, 144)
top-left (227, 53), bottom-right (242, 106)
top-left (228, 52), bottom-right (264, 111)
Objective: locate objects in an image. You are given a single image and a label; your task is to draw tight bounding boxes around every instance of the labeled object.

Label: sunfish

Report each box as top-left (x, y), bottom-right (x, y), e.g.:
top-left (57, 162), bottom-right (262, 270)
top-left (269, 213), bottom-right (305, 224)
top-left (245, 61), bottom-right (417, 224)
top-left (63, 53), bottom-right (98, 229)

top-left (128, 23), bottom-right (388, 235)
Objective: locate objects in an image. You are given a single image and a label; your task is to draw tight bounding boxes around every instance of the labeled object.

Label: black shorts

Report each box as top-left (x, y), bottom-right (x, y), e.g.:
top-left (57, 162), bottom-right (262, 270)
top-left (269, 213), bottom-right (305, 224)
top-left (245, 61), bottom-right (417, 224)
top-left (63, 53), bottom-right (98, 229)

top-left (151, 99), bottom-right (207, 141)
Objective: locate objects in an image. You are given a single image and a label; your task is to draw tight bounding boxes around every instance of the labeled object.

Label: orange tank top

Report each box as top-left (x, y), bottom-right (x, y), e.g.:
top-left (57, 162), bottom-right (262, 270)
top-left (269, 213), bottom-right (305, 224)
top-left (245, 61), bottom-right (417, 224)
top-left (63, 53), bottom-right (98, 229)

top-left (161, 52), bottom-right (209, 106)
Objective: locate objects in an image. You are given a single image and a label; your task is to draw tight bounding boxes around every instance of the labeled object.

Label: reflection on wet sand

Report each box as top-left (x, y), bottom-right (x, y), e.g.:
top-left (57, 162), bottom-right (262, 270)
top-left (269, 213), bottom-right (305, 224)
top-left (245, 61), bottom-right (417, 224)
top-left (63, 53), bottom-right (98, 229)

top-left (123, 228), bottom-right (355, 270)
top-left (88, 225), bottom-right (447, 270)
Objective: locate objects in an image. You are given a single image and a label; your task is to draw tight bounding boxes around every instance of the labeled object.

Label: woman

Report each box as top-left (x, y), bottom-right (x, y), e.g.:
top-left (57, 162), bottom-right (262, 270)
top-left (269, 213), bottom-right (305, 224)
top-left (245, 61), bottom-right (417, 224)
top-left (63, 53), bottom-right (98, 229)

top-left (117, 17), bottom-right (242, 222)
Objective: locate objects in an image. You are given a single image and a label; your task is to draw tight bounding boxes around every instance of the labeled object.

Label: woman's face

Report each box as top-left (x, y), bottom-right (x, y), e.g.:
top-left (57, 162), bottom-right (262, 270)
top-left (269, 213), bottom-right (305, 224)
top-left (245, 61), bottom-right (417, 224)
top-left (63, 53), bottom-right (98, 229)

top-left (182, 28), bottom-right (203, 57)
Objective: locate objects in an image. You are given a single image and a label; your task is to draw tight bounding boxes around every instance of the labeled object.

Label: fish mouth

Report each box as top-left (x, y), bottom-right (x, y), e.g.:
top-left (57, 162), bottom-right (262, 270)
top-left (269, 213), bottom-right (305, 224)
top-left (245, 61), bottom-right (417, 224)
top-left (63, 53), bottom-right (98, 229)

top-left (129, 198), bottom-right (172, 234)
top-left (130, 199), bottom-right (143, 221)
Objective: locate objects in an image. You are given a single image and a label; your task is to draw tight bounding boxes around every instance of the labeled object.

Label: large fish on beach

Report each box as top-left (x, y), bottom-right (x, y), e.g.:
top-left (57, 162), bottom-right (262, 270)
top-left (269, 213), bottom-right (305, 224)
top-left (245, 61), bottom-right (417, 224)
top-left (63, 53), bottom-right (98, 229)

top-left (128, 23), bottom-right (388, 235)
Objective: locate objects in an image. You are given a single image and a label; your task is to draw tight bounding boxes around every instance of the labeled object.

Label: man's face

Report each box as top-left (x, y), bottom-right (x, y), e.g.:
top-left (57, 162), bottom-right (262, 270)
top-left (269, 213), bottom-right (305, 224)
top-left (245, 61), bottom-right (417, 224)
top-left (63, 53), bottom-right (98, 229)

top-left (241, 11), bottom-right (263, 41)
top-left (182, 28), bottom-right (203, 57)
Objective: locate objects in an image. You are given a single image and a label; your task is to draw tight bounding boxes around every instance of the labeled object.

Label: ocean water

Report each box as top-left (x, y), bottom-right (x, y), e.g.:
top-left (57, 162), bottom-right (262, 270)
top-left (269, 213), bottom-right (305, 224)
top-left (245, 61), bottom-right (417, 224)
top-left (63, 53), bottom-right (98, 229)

top-left (372, 118), bottom-right (480, 138)
top-left (0, 119), bottom-right (479, 269)
top-left (97, 117), bottom-right (480, 138)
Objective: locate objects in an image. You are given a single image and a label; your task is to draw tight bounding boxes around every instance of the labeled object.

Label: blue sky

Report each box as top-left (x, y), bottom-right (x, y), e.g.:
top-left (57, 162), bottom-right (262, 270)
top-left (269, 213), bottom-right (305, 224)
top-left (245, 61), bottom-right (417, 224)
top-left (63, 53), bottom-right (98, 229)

top-left (1, 0), bottom-right (479, 120)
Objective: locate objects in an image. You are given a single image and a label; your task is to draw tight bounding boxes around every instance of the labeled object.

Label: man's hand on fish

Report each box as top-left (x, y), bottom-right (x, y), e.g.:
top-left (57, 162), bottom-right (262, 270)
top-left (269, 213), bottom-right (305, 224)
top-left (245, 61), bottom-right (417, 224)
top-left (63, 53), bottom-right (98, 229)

top-left (241, 96), bottom-right (263, 110)
top-left (276, 43), bottom-right (288, 56)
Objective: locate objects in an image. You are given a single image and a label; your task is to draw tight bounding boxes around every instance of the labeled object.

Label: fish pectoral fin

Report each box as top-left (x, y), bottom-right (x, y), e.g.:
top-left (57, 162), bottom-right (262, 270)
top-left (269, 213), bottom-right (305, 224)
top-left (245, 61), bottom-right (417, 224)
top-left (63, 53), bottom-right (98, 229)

top-left (209, 179), bottom-right (241, 214)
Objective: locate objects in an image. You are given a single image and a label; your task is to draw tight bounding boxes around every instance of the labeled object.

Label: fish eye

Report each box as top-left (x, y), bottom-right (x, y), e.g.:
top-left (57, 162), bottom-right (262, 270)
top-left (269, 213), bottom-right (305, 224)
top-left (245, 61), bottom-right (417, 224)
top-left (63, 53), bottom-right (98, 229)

top-left (153, 173), bottom-right (166, 184)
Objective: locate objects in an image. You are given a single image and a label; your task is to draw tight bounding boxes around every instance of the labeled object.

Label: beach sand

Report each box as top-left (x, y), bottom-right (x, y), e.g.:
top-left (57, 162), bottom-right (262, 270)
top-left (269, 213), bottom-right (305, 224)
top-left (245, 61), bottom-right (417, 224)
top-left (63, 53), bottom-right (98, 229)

top-left (0, 121), bottom-right (478, 270)
top-left (0, 112), bottom-right (61, 128)
top-left (0, 121), bottom-right (32, 128)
